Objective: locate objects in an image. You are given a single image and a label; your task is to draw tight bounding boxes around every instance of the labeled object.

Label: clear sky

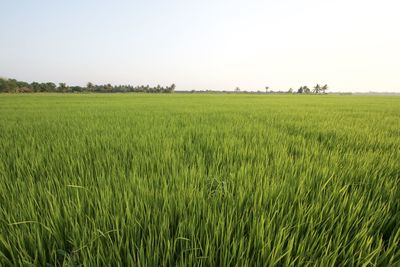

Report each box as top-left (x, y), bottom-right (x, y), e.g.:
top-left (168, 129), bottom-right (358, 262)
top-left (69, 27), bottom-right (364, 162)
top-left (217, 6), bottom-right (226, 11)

top-left (1, 0), bottom-right (399, 92)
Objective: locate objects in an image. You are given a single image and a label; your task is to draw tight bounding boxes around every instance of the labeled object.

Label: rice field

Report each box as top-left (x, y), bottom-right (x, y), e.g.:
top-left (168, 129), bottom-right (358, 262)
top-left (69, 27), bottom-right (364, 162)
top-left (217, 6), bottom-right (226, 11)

top-left (0, 93), bottom-right (399, 266)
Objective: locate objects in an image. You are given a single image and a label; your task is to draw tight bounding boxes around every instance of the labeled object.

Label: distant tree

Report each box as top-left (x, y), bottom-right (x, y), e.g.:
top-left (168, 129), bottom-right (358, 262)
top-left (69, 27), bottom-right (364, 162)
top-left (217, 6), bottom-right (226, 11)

top-left (321, 84), bottom-right (328, 94)
top-left (45, 82), bottom-right (56, 92)
top-left (313, 84), bottom-right (321, 94)
top-left (70, 86), bottom-right (83, 92)
top-left (29, 82), bottom-right (55, 92)
top-left (303, 86), bottom-right (311, 94)
top-left (288, 88), bottom-right (293, 93)
top-left (0, 78), bottom-right (10, 92)
top-left (297, 86), bottom-right (304, 94)
top-left (105, 83), bottom-right (113, 92)
top-left (17, 80), bottom-right (30, 89)
top-left (31, 82), bottom-right (41, 92)
top-left (235, 87), bottom-right (240, 92)
top-left (0, 77), bottom-right (178, 94)
top-left (170, 83), bottom-right (176, 92)
top-left (155, 85), bottom-right (161, 93)
top-left (8, 79), bottom-right (19, 92)
top-left (58, 83), bottom-right (68, 93)
top-left (265, 86), bottom-right (269, 93)
top-left (87, 82), bottom-right (94, 92)
top-left (0, 78), bottom-right (32, 93)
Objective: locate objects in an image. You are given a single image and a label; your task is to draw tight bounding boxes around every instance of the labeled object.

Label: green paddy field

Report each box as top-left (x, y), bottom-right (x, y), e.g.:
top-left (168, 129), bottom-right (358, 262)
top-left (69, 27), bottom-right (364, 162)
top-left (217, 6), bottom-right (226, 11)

top-left (0, 94), bottom-right (399, 266)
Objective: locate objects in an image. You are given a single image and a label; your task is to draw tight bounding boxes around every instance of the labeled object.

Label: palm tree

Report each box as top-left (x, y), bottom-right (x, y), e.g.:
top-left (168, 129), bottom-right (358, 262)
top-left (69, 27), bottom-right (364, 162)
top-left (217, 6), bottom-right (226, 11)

top-left (265, 86), bottom-right (269, 93)
top-left (313, 84), bottom-right (321, 94)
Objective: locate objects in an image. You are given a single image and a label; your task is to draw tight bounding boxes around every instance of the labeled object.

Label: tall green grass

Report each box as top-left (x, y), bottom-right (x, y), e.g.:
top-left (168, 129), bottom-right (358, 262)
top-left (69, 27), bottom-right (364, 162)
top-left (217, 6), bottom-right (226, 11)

top-left (0, 94), bottom-right (399, 266)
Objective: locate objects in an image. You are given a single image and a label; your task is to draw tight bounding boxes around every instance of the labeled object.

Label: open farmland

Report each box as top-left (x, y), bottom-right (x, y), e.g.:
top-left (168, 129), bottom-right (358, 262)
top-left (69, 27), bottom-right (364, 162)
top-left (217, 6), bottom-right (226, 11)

top-left (0, 94), bottom-right (399, 266)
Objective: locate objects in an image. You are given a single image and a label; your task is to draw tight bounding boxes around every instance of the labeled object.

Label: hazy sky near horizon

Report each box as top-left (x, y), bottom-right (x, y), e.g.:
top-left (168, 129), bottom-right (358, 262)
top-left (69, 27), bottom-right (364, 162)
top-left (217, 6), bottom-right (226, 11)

top-left (1, 0), bottom-right (399, 92)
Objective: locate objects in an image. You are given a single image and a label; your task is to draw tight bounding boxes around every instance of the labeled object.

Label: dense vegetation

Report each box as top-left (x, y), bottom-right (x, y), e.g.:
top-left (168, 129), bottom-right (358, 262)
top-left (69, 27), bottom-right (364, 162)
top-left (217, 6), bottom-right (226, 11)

top-left (0, 78), bottom-right (175, 93)
top-left (1, 77), bottom-right (330, 94)
top-left (0, 94), bottom-right (399, 266)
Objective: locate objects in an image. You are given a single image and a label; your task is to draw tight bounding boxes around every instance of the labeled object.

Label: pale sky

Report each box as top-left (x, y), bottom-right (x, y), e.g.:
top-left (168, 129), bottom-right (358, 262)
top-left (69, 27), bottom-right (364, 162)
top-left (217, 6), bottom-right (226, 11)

top-left (1, 0), bottom-right (399, 92)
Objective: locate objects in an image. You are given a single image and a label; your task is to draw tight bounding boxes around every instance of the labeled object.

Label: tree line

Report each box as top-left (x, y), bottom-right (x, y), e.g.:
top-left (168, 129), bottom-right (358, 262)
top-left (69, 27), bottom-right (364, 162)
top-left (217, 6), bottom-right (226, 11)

top-left (232, 84), bottom-right (329, 94)
top-left (264, 84), bottom-right (329, 94)
top-left (1, 77), bottom-right (329, 94)
top-left (0, 78), bottom-right (176, 93)
top-left (295, 84), bottom-right (328, 94)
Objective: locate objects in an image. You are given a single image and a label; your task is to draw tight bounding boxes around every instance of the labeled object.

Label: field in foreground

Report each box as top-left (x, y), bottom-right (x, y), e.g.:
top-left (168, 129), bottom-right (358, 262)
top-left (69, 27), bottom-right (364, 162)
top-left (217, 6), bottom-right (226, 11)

top-left (0, 94), bottom-right (399, 266)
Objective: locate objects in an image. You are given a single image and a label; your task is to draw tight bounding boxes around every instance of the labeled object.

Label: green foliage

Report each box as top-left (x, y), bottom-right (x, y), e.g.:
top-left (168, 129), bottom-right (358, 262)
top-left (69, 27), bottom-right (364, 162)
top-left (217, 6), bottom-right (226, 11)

top-left (0, 77), bottom-right (176, 94)
top-left (298, 85), bottom-right (329, 94)
top-left (313, 84), bottom-right (321, 94)
top-left (0, 78), bottom-right (7, 92)
top-left (297, 86), bottom-right (304, 94)
top-left (0, 94), bottom-right (399, 266)
top-left (0, 78), bottom-right (18, 92)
